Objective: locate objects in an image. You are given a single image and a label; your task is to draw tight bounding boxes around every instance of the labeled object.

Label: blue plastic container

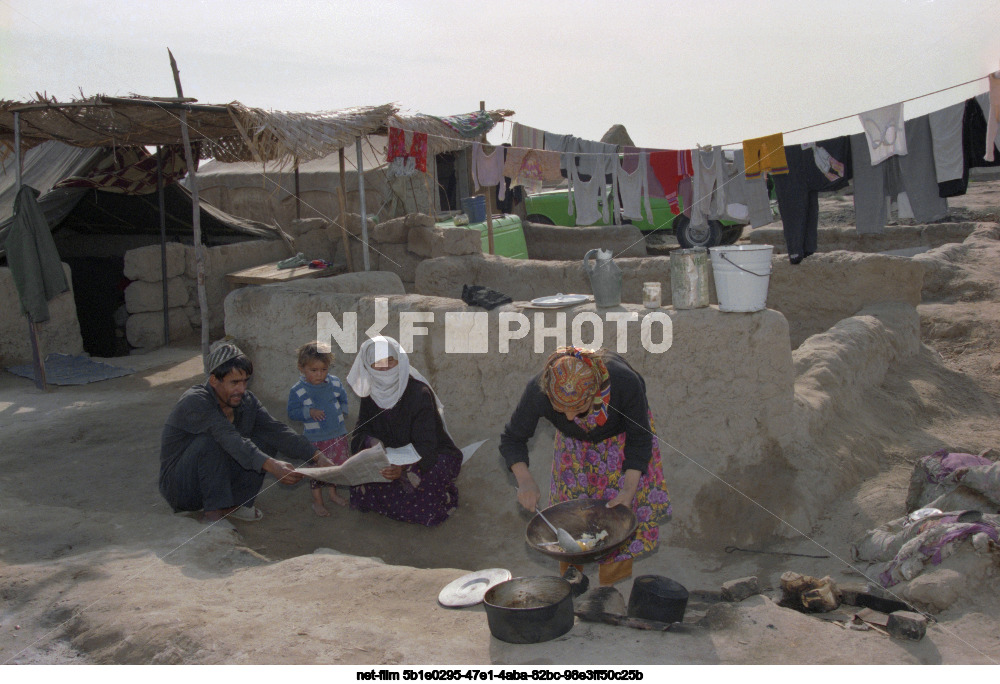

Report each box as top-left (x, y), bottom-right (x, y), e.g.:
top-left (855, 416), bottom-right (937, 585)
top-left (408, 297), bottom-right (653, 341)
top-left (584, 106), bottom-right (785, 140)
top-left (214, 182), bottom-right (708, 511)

top-left (461, 196), bottom-right (487, 223)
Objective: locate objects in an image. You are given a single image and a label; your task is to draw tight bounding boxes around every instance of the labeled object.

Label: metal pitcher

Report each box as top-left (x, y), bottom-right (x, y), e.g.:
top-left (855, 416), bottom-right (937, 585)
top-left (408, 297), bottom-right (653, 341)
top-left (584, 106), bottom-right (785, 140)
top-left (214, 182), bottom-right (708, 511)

top-left (582, 248), bottom-right (622, 308)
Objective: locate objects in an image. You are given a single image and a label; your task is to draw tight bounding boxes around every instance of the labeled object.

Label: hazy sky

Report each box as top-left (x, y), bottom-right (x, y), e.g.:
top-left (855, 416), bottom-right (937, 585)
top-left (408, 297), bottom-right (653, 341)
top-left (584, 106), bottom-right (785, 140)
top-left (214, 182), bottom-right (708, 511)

top-left (1, 0), bottom-right (997, 148)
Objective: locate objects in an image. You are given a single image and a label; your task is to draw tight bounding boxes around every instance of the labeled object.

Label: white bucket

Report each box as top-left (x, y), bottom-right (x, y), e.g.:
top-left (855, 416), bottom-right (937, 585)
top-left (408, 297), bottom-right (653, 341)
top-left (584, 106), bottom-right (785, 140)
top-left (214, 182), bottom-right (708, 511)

top-left (708, 244), bottom-right (773, 312)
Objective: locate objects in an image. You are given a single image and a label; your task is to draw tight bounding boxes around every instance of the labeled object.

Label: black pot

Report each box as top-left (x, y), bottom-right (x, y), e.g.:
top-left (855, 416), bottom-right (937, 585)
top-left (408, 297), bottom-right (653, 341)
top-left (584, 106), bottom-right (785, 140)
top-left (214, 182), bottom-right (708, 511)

top-left (483, 576), bottom-right (575, 644)
top-left (627, 575), bottom-right (688, 623)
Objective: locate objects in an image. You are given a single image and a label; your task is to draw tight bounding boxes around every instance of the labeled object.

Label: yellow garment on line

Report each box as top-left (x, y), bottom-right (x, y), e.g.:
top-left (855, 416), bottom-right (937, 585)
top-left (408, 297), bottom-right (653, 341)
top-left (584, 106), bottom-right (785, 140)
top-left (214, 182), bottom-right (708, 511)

top-left (743, 133), bottom-right (789, 179)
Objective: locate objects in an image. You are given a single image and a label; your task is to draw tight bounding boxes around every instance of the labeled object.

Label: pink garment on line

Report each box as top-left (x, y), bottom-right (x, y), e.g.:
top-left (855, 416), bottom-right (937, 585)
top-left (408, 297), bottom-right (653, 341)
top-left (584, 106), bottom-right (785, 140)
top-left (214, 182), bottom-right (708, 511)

top-left (472, 142), bottom-right (506, 201)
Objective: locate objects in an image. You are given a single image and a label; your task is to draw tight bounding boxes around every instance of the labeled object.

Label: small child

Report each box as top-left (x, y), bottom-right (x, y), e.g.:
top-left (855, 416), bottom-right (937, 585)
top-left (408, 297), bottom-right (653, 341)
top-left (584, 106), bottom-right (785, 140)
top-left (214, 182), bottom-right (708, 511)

top-left (287, 342), bottom-right (351, 516)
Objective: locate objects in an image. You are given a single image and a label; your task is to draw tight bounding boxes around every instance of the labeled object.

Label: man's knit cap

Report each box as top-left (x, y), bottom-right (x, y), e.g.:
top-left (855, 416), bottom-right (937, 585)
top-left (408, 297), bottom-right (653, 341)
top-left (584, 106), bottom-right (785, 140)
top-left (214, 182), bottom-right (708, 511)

top-left (207, 341), bottom-right (246, 374)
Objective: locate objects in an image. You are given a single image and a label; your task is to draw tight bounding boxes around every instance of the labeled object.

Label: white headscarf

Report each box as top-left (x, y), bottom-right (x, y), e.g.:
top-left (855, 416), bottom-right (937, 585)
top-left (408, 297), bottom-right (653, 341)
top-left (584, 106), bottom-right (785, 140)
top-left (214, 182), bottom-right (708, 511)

top-left (347, 336), bottom-right (439, 412)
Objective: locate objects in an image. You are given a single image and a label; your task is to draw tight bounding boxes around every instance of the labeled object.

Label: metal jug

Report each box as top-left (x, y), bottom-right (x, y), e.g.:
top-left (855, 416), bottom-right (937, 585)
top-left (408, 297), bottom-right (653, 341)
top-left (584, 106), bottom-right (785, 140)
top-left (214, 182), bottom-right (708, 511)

top-left (582, 248), bottom-right (622, 308)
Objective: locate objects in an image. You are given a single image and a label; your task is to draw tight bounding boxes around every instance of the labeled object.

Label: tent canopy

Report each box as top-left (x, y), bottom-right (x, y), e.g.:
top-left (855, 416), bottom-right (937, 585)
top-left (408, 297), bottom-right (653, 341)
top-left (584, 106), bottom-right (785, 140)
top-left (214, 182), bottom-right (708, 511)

top-left (0, 141), bottom-right (278, 253)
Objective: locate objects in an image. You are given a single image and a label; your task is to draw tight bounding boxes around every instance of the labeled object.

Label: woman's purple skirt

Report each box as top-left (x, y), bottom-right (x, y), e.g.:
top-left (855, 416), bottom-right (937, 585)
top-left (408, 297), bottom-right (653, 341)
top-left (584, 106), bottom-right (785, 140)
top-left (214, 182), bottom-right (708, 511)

top-left (350, 452), bottom-right (461, 527)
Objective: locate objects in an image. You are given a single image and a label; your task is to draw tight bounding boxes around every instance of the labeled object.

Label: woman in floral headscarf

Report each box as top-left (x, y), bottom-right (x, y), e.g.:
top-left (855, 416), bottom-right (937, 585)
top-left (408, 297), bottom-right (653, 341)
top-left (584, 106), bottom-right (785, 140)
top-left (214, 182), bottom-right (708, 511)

top-left (499, 347), bottom-right (671, 585)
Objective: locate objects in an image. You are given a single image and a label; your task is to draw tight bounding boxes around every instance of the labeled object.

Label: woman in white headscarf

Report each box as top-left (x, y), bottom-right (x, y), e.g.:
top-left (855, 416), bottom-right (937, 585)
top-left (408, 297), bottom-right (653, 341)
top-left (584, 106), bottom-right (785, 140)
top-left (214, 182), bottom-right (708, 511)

top-left (346, 336), bottom-right (462, 526)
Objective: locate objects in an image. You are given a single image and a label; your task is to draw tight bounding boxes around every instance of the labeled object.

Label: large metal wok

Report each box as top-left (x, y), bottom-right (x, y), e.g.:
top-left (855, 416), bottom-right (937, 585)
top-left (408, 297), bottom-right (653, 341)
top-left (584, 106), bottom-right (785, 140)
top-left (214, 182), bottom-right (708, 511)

top-left (526, 498), bottom-right (638, 564)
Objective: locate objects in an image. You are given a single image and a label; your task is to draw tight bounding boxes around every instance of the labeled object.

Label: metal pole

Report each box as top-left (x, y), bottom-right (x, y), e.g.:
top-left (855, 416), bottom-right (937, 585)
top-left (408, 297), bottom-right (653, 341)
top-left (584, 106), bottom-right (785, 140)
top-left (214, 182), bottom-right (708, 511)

top-left (356, 136), bottom-right (370, 271)
top-left (337, 148), bottom-right (354, 272)
top-left (156, 147), bottom-right (170, 345)
top-left (14, 112), bottom-right (47, 390)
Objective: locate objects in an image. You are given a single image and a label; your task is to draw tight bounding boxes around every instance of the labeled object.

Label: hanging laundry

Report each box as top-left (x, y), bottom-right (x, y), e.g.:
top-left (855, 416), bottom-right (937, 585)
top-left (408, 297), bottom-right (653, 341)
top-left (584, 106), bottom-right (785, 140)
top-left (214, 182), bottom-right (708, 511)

top-left (621, 147), bottom-right (666, 201)
top-left (511, 122), bottom-right (545, 150)
top-left (859, 103), bottom-right (907, 166)
top-left (722, 149), bottom-right (775, 229)
top-left (742, 133), bottom-right (788, 179)
top-left (802, 143), bottom-right (847, 182)
top-left (567, 152), bottom-right (611, 226)
top-left (545, 133), bottom-right (617, 178)
top-left (851, 114), bottom-right (947, 235)
top-left (927, 101), bottom-right (966, 185)
top-left (472, 142), bottom-right (506, 201)
top-left (502, 148), bottom-right (562, 194)
top-left (934, 96), bottom-right (1000, 199)
top-left (386, 127), bottom-right (428, 176)
top-left (984, 73), bottom-right (1000, 162)
top-left (647, 149), bottom-right (692, 213)
top-left (772, 137), bottom-right (852, 264)
top-left (689, 147), bottom-right (727, 228)
top-left (969, 93), bottom-right (1000, 169)
top-left (612, 149), bottom-right (652, 223)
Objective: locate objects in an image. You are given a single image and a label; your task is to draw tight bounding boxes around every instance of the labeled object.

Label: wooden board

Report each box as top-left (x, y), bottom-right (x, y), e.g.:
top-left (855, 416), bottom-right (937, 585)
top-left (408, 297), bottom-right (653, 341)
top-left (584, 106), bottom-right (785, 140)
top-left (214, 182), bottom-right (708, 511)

top-left (225, 262), bottom-right (346, 286)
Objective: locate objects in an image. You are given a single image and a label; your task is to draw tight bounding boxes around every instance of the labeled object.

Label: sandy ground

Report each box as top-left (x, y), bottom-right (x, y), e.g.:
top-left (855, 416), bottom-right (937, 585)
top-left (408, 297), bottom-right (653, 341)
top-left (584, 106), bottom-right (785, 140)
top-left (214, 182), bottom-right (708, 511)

top-left (2, 180), bottom-right (1000, 667)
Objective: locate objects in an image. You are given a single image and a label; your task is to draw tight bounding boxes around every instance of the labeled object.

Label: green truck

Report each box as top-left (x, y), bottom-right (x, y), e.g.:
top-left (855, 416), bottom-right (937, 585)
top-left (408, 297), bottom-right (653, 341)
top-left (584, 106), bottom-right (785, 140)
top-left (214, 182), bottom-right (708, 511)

top-left (522, 189), bottom-right (747, 248)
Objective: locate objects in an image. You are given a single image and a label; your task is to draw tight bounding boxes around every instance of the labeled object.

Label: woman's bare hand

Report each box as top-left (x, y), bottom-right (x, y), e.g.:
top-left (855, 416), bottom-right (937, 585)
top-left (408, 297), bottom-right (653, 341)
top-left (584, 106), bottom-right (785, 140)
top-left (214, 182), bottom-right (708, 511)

top-left (380, 464), bottom-right (403, 480)
top-left (511, 462), bottom-right (541, 512)
top-left (606, 468), bottom-right (641, 509)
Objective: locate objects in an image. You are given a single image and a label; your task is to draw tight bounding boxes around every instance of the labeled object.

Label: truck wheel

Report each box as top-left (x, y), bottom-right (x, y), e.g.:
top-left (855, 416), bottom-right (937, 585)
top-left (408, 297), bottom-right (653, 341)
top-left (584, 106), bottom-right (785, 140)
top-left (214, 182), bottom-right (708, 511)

top-left (720, 225), bottom-right (745, 245)
top-left (675, 215), bottom-right (722, 248)
top-left (525, 214), bottom-right (555, 225)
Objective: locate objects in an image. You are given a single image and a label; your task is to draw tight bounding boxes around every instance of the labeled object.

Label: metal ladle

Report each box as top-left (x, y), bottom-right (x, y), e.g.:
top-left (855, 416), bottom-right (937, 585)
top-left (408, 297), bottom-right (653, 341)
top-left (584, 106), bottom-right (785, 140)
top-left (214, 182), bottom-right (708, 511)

top-left (536, 507), bottom-right (582, 553)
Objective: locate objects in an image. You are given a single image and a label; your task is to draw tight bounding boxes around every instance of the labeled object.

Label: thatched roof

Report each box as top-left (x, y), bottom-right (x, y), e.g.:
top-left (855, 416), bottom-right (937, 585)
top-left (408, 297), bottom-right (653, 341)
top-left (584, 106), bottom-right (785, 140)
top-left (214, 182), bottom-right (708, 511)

top-left (0, 95), bottom-right (514, 166)
top-left (385, 109), bottom-right (515, 155)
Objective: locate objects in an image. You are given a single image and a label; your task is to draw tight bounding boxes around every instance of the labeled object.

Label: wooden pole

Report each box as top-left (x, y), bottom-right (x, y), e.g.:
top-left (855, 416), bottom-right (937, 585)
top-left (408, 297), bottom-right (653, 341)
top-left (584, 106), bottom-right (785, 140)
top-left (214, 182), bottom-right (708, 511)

top-left (155, 147), bottom-right (170, 345)
top-left (168, 48), bottom-right (210, 370)
top-left (355, 137), bottom-right (370, 271)
top-left (14, 112), bottom-right (47, 390)
top-left (337, 148), bottom-right (354, 272)
top-left (293, 156), bottom-right (301, 220)
top-left (480, 100), bottom-right (495, 255)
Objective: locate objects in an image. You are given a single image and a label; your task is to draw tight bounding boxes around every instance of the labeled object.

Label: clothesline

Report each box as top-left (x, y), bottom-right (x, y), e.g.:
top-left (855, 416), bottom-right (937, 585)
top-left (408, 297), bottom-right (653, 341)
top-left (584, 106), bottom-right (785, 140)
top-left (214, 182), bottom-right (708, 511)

top-left (719, 73), bottom-right (993, 147)
top-left (380, 72), bottom-right (994, 157)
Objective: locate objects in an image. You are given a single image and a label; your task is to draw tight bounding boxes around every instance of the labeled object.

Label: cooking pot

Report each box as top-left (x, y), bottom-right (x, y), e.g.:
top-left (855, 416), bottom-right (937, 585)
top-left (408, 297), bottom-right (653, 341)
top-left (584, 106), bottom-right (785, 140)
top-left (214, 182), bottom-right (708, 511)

top-left (483, 576), bottom-right (575, 644)
top-left (627, 575), bottom-right (688, 624)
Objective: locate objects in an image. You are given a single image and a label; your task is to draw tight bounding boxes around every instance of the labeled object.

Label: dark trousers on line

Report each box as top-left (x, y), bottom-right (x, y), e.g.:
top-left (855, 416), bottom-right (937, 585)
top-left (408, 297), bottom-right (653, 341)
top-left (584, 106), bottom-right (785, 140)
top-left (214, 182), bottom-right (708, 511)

top-left (159, 434), bottom-right (268, 512)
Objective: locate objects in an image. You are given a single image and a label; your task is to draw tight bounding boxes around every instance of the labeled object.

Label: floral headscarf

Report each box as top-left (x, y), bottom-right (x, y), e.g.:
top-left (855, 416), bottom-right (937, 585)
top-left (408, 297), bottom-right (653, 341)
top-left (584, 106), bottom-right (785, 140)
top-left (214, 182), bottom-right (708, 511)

top-left (541, 346), bottom-right (611, 426)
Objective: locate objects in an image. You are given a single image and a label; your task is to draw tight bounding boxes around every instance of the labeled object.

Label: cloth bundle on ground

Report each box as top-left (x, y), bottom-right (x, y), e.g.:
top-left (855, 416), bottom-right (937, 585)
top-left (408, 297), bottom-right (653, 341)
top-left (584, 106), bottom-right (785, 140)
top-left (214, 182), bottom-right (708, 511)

top-left (850, 509), bottom-right (999, 587)
top-left (905, 448), bottom-right (1000, 513)
top-left (851, 449), bottom-right (1000, 588)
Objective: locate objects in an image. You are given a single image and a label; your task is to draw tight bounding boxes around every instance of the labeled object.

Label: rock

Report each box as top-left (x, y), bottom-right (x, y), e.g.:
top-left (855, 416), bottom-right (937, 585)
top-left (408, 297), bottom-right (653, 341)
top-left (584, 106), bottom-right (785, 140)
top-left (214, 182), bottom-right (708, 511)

top-left (780, 572), bottom-right (841, 612)
top-left (407, 224), bottom-right (482, 259)
top-left (336, 212), bottom-right (376, 238)
top-left (886, 610), bottom-right (928, 641)
top-left (404, 212), bottom-right (436, 229)
top-left (293, 228), bottom-right (336, 262)
top-left (288, 218), bottom-right (328, 237)
top-left (123, 242), bottom-right (187, 282)
top-left (901, 568), bottom-right (961, 613)
top-left (124, 277), bottom-right (190, 314)
top-left (126, 308), bottom-right (193, 348)
top-left (721, 576), bottom-right (760, 602)
top-left (372, 217), bottom-right (409, 244)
